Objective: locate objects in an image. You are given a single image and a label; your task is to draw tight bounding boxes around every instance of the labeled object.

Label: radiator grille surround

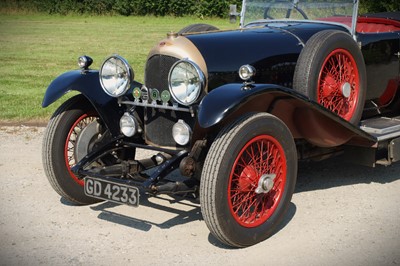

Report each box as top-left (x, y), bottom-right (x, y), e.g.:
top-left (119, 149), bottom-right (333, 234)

top-left (144, 54), bottom-right (194, 149)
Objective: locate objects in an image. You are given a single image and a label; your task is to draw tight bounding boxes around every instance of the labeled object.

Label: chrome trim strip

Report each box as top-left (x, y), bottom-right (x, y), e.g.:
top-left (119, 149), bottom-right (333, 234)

top-left (240, 0), bottom-right (247, 28)
top-left (245, 19), bottom-right (352, 34)
top-left (120, 100), bottom-right (191, 113)
top-left (351, 0), bottom-right (359, 40)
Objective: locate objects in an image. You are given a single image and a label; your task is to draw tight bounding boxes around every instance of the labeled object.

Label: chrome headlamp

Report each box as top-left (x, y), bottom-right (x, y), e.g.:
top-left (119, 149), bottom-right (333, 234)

top-left (239, 65), bottom-right (256, 81)
top-left (168, 59), bottom-right (204, 106)
top-left (99, 55), bottom-right (134, 97)
top-left (172, 119), bottom-right (192, 146)
top-left (120, 112), bottom-right (137, 137)
top-left (78, 55), bottom-right (93, 70)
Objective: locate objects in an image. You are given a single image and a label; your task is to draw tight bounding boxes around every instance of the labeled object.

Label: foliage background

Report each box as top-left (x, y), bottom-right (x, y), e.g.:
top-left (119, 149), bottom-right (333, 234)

top-left (359, 0), bottom-right (399, 14)
top-left (1, 0), bottom-right (397, 17)
top-left (0, 0), bottom-right (243, 17)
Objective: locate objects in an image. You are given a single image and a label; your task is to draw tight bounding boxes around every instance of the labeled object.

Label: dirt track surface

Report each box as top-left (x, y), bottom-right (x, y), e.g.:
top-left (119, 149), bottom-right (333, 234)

top-left (0, 125), bottom-right (399, 266)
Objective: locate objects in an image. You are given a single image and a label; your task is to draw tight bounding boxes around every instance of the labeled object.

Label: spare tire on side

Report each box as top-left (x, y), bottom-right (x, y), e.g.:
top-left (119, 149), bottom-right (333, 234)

top-left (293, 30), bottom-right (366, 125)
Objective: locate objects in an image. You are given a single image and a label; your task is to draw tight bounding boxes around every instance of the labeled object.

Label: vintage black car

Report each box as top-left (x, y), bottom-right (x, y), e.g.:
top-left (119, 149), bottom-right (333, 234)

top-left (42, 0), bottom-right (400, 247)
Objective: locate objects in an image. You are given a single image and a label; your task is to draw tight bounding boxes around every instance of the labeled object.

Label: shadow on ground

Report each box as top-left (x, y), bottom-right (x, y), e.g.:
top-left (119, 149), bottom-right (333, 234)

top-left (296, 154), bottom-right (400, 193)
top-left (207, 202), bottom-right (297, 249)
top-left (61, 154), bottom-right (400, 244)
top-left (89, 194), bottom-right (202, 231)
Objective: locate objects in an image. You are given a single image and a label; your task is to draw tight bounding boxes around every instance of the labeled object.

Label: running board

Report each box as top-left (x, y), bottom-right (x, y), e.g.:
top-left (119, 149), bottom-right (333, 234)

top-left (344, 116), bottom-right (400, 167)
top-left (360, 116), bottom-right (400, 141)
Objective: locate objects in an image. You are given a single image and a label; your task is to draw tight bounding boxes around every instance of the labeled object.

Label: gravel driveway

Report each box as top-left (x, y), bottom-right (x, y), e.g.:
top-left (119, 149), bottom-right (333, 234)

top-left (0, 125), bottom-right (399, 265)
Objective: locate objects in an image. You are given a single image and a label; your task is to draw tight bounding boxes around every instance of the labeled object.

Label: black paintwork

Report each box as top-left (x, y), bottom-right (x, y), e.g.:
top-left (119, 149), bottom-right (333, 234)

top-left (197, 83), bottom-right (296, 128)
top-left (39, 12), bottom-right (400, 209)
top-left (43, 70), bottom-right (135, 136)
top-left (197, 82), bottom-right (375, 143)
top-left (186, 22), bottom-right (348, 91)
top-left (357, 32), bottom-right (400, 101)
top-left (186, 21), bottom-right (400, 107)
top-left (43, 20), bottom-right (400, 148)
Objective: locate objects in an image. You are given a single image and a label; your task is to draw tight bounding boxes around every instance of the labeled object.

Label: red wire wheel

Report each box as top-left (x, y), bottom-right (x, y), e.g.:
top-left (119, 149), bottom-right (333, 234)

top-left (43, 95), bottom-right (103, 204)
top-left (293, 30), bottom-right (366, 125)
top-left (200, 113), bottom-right (297, 247)
top-left (317, 48), bottom-right (360, 121)
top-left (64, 113), bottom-right (97, 186)
top-left (228, 135), bottom-right (286, 227)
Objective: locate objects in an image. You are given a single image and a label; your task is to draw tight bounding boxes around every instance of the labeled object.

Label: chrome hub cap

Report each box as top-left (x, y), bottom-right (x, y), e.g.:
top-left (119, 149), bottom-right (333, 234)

top-left (255, 174), bottom-right (277, 194)
top-left (341, 82), bottom-right (351, 98)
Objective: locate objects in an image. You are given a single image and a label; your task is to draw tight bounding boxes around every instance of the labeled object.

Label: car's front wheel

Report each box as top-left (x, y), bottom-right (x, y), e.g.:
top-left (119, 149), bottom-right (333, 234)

top-left (42, 95), bottom-right (104, 205)
top-left (200, 113), bottom-right (297, 247)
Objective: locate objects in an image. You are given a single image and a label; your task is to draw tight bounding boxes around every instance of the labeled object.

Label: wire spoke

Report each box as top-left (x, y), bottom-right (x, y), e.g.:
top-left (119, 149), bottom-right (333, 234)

top-left (318, 49), bottom-right (359, 121)
top-left (228, 135), bottom-right (287, 227)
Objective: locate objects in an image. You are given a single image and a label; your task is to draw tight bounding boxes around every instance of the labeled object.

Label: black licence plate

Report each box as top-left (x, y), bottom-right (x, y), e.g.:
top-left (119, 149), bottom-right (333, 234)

top-left (84, 177), bottom-right (139, 207)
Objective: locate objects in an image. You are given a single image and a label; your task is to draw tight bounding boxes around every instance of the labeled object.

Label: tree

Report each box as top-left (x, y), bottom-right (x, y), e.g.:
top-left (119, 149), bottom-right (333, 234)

top-left (360, 0), bottom-right (400, 14)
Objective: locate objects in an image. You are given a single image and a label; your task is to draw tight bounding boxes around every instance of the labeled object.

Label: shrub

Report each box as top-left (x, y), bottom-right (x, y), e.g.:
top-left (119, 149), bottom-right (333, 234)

top-left (4, 0), bottom-right (398, 18)
top-left (1, 0), bottom-right (243, 17)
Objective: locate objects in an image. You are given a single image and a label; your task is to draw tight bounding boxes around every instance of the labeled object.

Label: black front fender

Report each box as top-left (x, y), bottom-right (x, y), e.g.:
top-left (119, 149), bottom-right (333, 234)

top-left (197, 83), bottom-right (375, 147)
top-left (198, 83), bottom-right (299, 128)
top-left (42, 70), bottom-right (123, 136)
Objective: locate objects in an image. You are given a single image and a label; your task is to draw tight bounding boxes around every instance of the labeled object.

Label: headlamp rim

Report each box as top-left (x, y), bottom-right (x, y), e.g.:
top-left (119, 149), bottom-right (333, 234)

top-left (78, 55), bottom-right (93, 70)
top-left (168, 59), bottom-right (205, 106)
top-left (172, 119), bottom-right (192, 146)
top-left (99, 55), bottom-right (134, 97)
top-left (239, 64), bottom-right (256, 81)
top-left (119, 112), bottom-right (137, 137)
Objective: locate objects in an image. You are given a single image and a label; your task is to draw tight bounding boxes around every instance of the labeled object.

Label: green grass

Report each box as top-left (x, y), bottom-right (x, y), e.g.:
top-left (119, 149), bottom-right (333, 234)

top-left (0, 13), bottom-right (233, 122)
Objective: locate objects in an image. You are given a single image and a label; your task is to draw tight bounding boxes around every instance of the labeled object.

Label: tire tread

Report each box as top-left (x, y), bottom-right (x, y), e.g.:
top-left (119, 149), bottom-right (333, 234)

top-left (201, 113), bottom-right (272, 247)
top-left (293, 30), bottom-right (367, 124)
top-left (42, 95), bottom-right (100, 205)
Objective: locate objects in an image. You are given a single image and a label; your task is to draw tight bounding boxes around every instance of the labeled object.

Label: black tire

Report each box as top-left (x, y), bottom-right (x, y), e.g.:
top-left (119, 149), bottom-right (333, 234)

top-left (178, 23), bottom-right (219, 34)
top-left (200, 113), bottom-right (297, 247)
top-left (42, 95), bottom-right (103, 205)
top-left (293, 30), bottom-right (366, 124)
